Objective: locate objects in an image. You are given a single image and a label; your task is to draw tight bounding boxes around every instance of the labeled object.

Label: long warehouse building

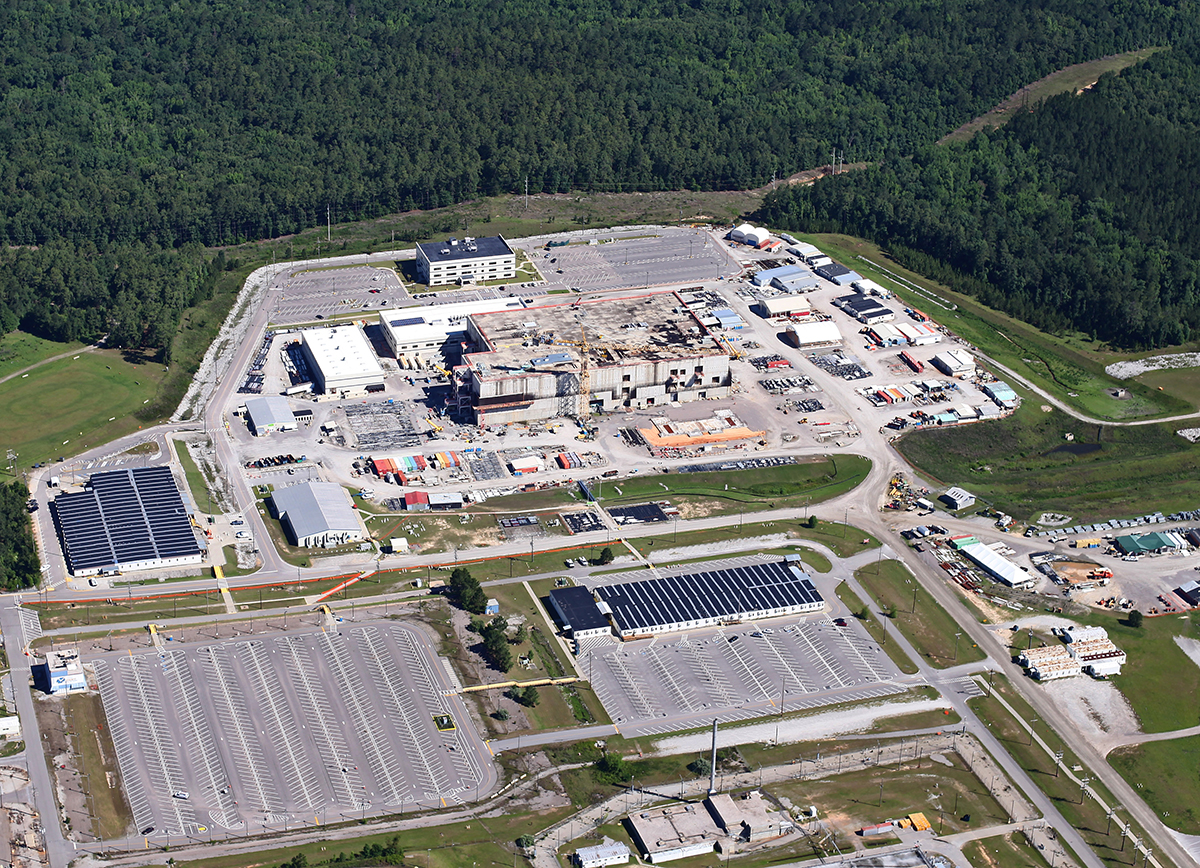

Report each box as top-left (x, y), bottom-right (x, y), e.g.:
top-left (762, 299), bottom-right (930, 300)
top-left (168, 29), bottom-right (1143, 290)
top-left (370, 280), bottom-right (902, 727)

top-left (593, 560), bottom-right (824, 637)
top-left (50, 466), bottom-right (205, 576)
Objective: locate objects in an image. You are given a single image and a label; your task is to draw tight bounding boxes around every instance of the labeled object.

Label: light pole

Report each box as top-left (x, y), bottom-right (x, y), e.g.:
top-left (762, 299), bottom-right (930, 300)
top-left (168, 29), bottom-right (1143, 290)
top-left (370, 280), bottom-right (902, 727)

top-left (953, 631), bottom-right (963, 662)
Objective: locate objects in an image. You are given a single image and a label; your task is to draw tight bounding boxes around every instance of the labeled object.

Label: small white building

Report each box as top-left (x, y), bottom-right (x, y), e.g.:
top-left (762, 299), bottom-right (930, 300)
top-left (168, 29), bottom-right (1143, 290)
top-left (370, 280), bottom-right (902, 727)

top-left (575, 839), bottom-right (630, 868)
top-left (0, 717), bottom-right (20, 738)
top-left (33, 649), bottom-right (87, 695)
top-left (941, 487), bottom-right (976, 510)
top-left (932, 349), bottom-right (976, 378)
top-left (244, 395), bottom-right (297, 436)
top-left (785, 320), bottom-right (842, 348)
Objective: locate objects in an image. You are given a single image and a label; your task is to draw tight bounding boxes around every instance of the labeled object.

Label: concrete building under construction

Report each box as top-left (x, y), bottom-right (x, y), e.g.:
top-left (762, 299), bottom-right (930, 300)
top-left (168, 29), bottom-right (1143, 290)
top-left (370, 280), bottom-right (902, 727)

top-left (452, 293), bottom-right (732, 425)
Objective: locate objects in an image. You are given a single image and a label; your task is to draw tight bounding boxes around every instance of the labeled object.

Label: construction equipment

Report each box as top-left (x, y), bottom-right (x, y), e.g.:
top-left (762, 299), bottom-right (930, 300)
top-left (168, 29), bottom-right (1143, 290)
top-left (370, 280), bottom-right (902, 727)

top-left (718, 333), bottom-right (742, 359)
top-left (550, 328), bottom-right (655, 419)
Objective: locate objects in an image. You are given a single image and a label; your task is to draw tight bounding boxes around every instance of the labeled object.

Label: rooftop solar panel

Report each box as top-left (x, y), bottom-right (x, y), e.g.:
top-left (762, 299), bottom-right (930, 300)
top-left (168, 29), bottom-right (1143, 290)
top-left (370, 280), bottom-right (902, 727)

top-left (594, 560), bottom-right (823, 635)
top-left (51, 466), bottom-right (203, 574)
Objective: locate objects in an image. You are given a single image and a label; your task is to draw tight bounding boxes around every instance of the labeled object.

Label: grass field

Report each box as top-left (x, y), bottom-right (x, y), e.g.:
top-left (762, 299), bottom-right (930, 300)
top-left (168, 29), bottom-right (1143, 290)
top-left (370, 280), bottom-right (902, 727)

top-left (896, 401), bottom-right (1200, 522)
top-left (597, 455), bottom-right (871, 517)
top-left (64, 692), bottom-right (133, 840)
top-left (800, 233), bottom-right (1186, 423)
top-left (967, 676), bottom-right (1168, 868)
top-left (1110, 736), bottom-right (1200, 835)
top-left (0, 347), bottom-right (168, 479)
top-left (940, 48), bottom-right (1165, 145)
top-left (834, 581), bottom-right (919, 675)
top-left (855, 561), bottom-right (986, 668)
top-left (0, 330), bottom-right (86, 379)
top-left (962, 831), bottom-right (1053, 868)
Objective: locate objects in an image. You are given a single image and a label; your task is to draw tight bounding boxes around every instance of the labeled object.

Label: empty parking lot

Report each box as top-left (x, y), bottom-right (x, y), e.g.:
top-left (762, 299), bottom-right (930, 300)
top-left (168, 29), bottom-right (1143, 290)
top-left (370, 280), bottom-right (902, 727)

top-left (585, 614), bottom-right (905, 736)
top-left (95, 620), bottom-right (491, 839)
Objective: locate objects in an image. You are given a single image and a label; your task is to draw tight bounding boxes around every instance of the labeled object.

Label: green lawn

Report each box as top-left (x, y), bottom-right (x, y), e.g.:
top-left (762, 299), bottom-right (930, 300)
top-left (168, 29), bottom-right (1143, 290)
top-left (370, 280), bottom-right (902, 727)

top-left (625, 519), bottom-right (878, 560)
top-left (855, 560), bottom-right (985, 667)
top-left (834, 581), bottom-right (919, 674)
top-left (962, 832), bottom-right (1052, 868)
top-left (597, 455), bottom-right (871, 517)
top-left (0, 330), bottom-right (86, 379)
top-left (896, 401), bottom-right (1200, 522)
top-left (0, 348), bottom-right (168, 479)
top-left (1110, 736), bottom-right (1200, 835)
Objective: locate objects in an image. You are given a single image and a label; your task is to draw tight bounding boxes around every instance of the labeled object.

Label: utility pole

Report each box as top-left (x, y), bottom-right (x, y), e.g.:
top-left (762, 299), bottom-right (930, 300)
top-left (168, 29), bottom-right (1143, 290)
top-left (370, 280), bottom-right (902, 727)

top-left (525, 176), bottom-right (529, 211)
top-left (327, 204), bottom-right (331, 242)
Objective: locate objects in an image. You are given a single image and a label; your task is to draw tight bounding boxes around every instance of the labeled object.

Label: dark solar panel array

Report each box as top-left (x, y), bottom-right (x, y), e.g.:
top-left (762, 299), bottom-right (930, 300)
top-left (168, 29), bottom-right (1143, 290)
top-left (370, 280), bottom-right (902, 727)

top-left (595, 561), bottom-right (822, 632)
top-left (52, 466), bottom-right (201, 573)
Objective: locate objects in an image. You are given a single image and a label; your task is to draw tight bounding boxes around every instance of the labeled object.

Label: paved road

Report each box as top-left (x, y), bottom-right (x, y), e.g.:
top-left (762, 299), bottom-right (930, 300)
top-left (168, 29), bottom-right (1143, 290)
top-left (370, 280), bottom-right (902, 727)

top-left (0, 341), bottom-right (103, 387)
top-left (0, 603), bottom-right (73, 868)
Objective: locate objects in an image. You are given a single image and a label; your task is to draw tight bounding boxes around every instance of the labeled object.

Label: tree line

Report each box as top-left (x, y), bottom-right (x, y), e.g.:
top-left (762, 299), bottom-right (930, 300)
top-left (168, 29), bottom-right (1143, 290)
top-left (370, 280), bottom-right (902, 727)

top-left (0, 0), bottom-right (1195, 349)
top-left (0, 482), bottom-right (40, 590)
top-left (757, 41), bottom-right (1200, 349)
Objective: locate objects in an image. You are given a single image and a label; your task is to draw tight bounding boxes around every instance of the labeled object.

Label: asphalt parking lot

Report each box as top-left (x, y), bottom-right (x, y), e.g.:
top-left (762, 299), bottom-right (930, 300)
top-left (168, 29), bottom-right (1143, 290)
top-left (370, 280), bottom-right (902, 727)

top-left (95, 620), bottom-right (489, 839)
top-left (272, 264), bottom-right (409, 325)
top-left (514, 229), bottom-right (738, 293)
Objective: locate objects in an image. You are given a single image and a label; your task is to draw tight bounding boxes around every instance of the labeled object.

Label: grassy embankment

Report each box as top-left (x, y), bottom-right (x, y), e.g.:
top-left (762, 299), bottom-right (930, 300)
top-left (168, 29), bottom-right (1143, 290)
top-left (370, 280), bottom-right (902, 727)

top-left (968, 675), bottom-right (1172, 868)
top-left (854, 561), bottom-right (986, 668)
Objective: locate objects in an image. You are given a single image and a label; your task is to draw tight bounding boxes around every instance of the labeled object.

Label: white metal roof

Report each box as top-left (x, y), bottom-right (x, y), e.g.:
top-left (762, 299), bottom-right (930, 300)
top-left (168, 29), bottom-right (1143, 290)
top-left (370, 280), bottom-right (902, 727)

top-left (245, 395), bottom-right (295, 430)
top-left (787, 320), bottom-right (842, 345)
top-left (272, 482), bottom-right (362, 541)
top-left (302, 325), bottom-right (383, 383)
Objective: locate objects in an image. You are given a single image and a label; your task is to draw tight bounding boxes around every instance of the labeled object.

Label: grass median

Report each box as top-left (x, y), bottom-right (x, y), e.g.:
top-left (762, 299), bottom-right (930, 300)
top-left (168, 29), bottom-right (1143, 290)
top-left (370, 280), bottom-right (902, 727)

top-left (834, 581), bottom-right (918, 674)
top-left (854, 560), bottom-right (985, 668)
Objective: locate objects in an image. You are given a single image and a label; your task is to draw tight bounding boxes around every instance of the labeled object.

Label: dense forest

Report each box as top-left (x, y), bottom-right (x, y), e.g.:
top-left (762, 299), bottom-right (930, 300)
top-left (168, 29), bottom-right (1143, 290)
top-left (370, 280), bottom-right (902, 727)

top-left (0, 0), bottom-right (1194, 350)
top-left (757, 42), bottom-right (1200, 349)
top-left (0, 482), bottom-right (40, 590)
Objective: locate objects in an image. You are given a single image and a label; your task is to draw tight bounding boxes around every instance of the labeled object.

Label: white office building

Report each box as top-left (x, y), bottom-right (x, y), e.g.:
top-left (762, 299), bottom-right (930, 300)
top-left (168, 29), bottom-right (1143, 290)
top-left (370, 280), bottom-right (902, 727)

top-left (378, 298), bottom-right (526, 366)
top-left (415, 236), bottom-right (516, 286)
top-left (301, 325), bottom-right (385, 395)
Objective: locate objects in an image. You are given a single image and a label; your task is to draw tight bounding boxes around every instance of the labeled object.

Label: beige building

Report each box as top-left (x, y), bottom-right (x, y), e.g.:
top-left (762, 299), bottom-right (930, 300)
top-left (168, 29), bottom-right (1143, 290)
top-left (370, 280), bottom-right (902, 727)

top-left (453, 293), bottom-right (732, 425)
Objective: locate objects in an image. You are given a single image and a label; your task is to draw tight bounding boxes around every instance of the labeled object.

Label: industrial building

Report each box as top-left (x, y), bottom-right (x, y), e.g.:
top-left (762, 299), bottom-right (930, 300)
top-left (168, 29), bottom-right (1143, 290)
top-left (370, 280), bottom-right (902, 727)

top-left (852, 278), bottom-right (891, 299)
top-left (626, 803), bottom-right (721, 863)
top-left (548, 585), bottom-right (614, 651)
top-left (594, 560), bottom-right (824, 638)
top-left (982, 382), bottom-right (1019, 409)
top-left (752, 265), bottom-right (803, 287)
top-left (51, 466), bottom-right (205, 576)
top-left (1115, 531), bottom-right (1186, 555)
top-left (270, 481), bottom-right (366, 547)
top-left (378, 298), bottom-right (526, 366)
top-left (707, 791), bottom-right (790, 842)
top-left (33, 648), bottom-right (87, 695)
top-left (773, 272), bottom-right (819, 293)
top-left (574, 839), bottom-right (630, 868)
top-left (959, 542), bottom-right (1035, 590)
top-left (834, 295), bottom-right (894, 324)
top-left (754, 295), bottom-right (811, 318)
top-left (415, 235), bottom-right (516, 286)
top-left (784, 320), bottom-right (842, 348)
top-left (729, 224), bottom-right (770, 246)
top-left (814, 262), bottom-right (861, 285)
top-left (931, 349), bottom-right (976, 378)
top-left (787, 242), bottom-right (823, 260)
top-left (244, 395), bottom-right (298, 435)
top-left (895, 323), bottom-right (940, 345)
top-left (941, 487), bottom-right (976, 510)
top-left (301, 325), bottom-right (386, 395)
top-left (453, 293), bottom-right (732, 425)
